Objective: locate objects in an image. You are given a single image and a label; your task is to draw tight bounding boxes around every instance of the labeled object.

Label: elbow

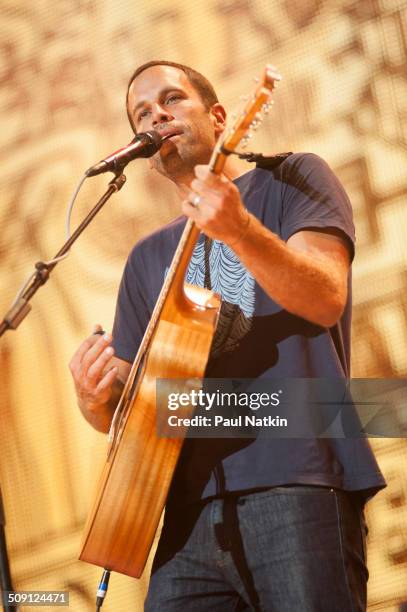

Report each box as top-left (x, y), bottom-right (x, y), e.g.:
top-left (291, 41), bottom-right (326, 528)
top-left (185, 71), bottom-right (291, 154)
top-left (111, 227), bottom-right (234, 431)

top-left (317, 293), bottom-right (347, 328)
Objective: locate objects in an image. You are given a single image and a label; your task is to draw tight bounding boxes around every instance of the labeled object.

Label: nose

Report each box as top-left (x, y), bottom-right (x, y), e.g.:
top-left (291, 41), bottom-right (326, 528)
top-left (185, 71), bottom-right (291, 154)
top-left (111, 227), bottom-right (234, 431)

top-left (151, 102), bottom-right (174, 127)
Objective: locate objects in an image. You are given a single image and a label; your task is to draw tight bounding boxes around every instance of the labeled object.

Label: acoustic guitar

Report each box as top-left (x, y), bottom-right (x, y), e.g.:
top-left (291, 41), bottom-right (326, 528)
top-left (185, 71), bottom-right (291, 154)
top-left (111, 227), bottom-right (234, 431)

top-left (79, 64), bottom-right (281, 578)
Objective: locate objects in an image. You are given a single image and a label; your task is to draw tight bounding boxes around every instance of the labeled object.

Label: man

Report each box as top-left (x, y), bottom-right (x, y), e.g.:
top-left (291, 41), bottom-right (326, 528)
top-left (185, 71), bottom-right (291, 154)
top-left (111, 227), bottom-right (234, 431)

top-left (70, 61), bottom-right (385, 611)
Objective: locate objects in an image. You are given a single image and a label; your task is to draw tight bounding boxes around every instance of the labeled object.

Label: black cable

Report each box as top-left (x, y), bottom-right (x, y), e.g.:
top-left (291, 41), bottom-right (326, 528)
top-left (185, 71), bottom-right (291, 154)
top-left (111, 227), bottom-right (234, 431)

top-left (95, 569), bottom-right (111, 611)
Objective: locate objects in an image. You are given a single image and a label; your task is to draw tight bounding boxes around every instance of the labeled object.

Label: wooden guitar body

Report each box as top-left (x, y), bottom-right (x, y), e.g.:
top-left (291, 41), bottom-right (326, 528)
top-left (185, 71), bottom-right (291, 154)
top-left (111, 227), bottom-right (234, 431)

top-left (80, 285), bottom-right (220, 577)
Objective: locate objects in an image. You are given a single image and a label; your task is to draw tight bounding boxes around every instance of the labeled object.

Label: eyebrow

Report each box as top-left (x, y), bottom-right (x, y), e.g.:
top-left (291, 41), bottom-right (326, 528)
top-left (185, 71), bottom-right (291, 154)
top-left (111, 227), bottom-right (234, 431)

top-left (132, 87), bottom-right (186, 117)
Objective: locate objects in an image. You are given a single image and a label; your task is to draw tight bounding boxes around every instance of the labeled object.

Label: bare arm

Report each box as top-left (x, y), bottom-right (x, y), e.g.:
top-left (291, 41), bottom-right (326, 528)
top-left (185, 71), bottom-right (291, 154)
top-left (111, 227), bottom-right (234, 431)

top-left (69, 325), bottom-right (132, 433)
top-left (232, 221), bottom-right (350, 327)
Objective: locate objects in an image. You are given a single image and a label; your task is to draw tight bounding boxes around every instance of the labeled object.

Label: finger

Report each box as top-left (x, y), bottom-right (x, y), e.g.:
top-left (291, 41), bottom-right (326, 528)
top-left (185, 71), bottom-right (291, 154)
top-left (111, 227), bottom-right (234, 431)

top-left (96, 367), bottom-right (118, 394)
top-left (81, 332), bottom-right (113, 375)
top-left (92, 324), bottom-right (105, 337)
top-left (187, 190), bottom-right (221, 213)
top-left (194, 165), bottom-right (229, 186)
top-left (182, 199), bottom-right (200, 219)
top-left (187, 191), bottom-right (204, 208)
top-left (86, 345), bottom-right (115, 383)
top-left (194, 165), bottom-right (211, 181)
top-left (190, 179), bottom-right (222, 198)
top-left (70, 332), bottom-right (104, 373)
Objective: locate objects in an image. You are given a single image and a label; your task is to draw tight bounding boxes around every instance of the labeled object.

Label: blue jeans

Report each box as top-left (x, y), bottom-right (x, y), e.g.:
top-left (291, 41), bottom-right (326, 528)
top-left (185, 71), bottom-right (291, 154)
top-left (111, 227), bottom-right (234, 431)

top-left (145, 487), bottom-right (368, 611)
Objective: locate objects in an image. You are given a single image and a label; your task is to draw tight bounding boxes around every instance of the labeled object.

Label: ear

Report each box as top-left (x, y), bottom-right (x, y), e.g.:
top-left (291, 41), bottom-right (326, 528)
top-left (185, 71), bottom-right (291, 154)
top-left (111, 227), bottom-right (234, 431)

top-left (209, 103), bottom-right (227, 135)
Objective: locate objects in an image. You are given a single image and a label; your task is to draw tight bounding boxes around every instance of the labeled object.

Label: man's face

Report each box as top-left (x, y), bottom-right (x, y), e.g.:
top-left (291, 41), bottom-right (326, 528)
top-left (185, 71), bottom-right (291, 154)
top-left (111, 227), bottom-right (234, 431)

top-left (127, 65), bottom-right (225, 183)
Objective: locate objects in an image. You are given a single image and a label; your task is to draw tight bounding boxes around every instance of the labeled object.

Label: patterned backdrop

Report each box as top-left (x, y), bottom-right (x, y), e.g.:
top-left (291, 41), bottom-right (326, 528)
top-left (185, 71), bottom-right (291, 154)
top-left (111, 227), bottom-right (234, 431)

top-left (0, 1), bottom-right (406, 610)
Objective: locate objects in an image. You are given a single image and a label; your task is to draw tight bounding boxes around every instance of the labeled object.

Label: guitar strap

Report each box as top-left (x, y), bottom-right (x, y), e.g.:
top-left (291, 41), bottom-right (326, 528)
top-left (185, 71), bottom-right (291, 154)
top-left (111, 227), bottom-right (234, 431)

top-left (204, 236), bottom-right (212, 290)
top-left (240, 151), bottom-right (293, 169)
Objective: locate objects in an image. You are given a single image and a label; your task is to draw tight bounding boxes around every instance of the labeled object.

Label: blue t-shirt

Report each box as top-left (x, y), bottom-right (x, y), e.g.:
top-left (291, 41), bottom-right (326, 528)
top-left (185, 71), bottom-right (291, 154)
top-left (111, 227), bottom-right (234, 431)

top-left (112, 153), bottom-right (386, 504)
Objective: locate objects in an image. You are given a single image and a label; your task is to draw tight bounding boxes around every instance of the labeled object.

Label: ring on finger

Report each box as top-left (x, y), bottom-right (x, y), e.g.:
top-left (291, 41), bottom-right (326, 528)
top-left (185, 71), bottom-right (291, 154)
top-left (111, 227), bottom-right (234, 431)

top-left (191, 193), bottom-right (201, 208)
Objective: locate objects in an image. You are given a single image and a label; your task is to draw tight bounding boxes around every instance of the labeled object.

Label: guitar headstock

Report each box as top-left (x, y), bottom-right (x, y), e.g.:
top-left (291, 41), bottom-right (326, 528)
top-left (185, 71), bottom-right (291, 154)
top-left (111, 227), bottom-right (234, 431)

top-left (210, 64), bottom-right (282, 174)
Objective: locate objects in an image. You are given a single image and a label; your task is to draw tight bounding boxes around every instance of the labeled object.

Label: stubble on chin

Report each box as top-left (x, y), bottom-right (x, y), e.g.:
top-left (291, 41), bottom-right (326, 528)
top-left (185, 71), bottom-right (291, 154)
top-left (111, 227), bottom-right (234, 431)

top-left (151, 124), bottom-right (216, 184)
top-left (151, 145), bottom-right (192, 184)
top-left (152, 141), bottom-right (205, 184)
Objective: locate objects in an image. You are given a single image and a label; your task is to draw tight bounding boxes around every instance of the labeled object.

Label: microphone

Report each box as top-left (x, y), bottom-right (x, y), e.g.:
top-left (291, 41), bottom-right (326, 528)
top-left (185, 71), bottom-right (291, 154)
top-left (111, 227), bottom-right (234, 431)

top-left (85, 130), bottom-right (163, 177)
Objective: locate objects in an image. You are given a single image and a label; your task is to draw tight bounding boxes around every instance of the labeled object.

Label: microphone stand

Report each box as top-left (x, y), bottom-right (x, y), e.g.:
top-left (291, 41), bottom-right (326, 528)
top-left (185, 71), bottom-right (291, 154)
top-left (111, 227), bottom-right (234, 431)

top-left (0, 171), bottom-right (127, 609)
top-left (0, 172), bottom-right (126, 336)
top-left (0, 490), bottom-right (13, 612)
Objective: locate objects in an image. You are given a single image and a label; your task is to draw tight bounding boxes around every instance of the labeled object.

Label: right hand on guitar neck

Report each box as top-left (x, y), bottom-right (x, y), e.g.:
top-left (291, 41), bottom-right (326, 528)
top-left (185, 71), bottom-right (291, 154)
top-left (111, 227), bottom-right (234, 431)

top-left (69, 324), bottom-right (131, 433)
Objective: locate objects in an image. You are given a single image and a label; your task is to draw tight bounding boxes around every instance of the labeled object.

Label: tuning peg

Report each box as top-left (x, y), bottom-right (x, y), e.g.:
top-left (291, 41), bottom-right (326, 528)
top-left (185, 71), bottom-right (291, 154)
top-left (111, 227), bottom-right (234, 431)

top-left (253, 113), bottom-right (263, 126)
top-left (262, 101), bottom-right (274, 114)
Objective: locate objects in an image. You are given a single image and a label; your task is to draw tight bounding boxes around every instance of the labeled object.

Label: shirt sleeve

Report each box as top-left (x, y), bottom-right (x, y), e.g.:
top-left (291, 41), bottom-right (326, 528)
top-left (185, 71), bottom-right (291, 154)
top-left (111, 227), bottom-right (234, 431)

top-left (111, 245), bottom-right (152, 363)
top-left (279, 153), bottom-right (355, 261)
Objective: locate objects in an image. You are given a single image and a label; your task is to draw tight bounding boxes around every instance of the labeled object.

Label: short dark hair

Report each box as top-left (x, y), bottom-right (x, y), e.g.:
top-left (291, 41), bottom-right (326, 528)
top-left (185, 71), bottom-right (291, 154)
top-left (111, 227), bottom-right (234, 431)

top-left (126, 60), bottom-right (219, 133)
